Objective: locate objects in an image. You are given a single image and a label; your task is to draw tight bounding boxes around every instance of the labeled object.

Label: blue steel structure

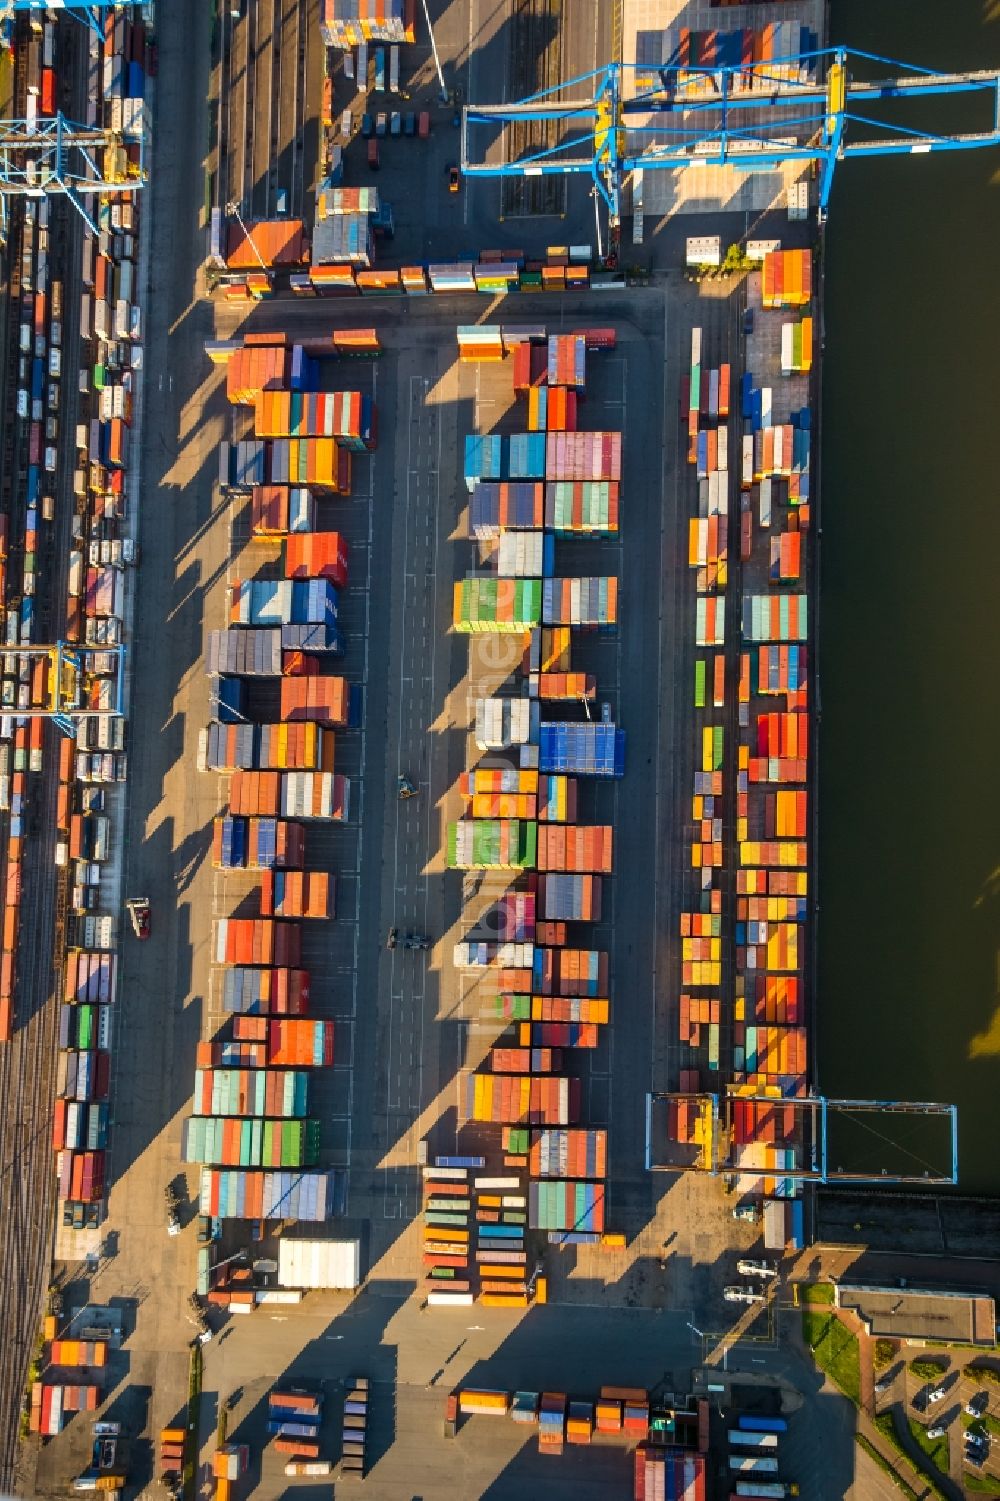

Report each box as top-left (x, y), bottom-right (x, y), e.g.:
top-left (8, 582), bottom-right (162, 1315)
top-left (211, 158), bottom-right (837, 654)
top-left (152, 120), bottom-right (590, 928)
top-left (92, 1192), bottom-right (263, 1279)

top-left (462, 48), bottom-right (1000, 225)
top-left (13, 643), bottom-right (127, 738)
top-left (0, 3), bottom-right (144, 231)
top-left (0, 112), bottom-right (144, 234)
top-left (2, 0), bottom-right (130, 42)
top-left (644, 1093), bottom-right (959, 1185)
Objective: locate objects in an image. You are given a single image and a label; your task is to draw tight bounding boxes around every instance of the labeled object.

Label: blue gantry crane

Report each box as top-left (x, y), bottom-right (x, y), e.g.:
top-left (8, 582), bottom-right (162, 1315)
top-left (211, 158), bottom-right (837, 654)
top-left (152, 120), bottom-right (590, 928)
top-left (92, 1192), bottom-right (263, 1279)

top-left (0, 114), bottom-right (144, 233)
top-left (2, 0), bottom-right (131, 43)
top-left (11, 643), bottom-right (127, 737)
top-left (462, 47), bottom-right (1000, 227)
top-left (0, 2), bottom-right (144, 230)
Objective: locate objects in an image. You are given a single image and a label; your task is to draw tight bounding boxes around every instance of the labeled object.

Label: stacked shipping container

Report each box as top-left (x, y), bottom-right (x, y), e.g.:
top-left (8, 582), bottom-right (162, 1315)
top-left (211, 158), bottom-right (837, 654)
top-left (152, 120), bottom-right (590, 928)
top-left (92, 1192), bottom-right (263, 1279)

top-left (190, 330), bottom-right (381, 1228)
top-left (674, 254), bottom-right (812, 1242)
top-left (438, 324), bottom-right (627, 1303)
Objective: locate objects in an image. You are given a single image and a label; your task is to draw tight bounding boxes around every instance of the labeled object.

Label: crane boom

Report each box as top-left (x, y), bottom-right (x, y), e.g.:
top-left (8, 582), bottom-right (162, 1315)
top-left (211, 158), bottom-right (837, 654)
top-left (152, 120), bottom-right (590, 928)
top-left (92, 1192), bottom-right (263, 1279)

top-left (463, 47), bottom-right (1000, 225)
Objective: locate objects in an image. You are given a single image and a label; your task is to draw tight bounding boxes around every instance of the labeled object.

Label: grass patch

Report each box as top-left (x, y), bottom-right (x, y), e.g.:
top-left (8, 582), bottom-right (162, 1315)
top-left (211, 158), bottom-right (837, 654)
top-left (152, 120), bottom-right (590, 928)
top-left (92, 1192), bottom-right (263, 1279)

top-left (907, 1416), bottom-right (949, 1475)
top-left (875, 1412), bottom-right (898, 1444)
top-left (966, 1476), bottom-right (1000, 1495)
top-left (183, 1342), bottom-right (203, 1501)
top-left (909, 1357), bottom-right (948, 1380)
top-left (800, 1281), bottom-right (835, 1304)
top-left (874, 1338), bottom-right (896, 1371)
top-left (802, 1309), bottom-right (861, 1405)
top-left (872, 1412), bottom-right (949, 1501)
top-left (966, 1413), bottom-right (1000, 1437)
top-left (854, 1434), bottom-right (920, 1498)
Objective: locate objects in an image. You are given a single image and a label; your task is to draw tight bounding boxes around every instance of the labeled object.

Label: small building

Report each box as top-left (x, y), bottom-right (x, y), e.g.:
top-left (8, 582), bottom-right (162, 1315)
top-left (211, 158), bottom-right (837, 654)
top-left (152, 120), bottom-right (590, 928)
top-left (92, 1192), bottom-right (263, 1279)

top-left (278, 1237), bottom-right (361, 1291)
top-left (835, 1282), bottom-right (995, 1346)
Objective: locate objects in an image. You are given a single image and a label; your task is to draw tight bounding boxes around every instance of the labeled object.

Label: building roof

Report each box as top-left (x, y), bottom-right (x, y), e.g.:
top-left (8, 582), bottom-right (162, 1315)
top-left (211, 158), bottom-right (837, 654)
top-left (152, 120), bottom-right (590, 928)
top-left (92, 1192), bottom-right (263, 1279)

top-left (835, 1282), bottom-right (995, 1345)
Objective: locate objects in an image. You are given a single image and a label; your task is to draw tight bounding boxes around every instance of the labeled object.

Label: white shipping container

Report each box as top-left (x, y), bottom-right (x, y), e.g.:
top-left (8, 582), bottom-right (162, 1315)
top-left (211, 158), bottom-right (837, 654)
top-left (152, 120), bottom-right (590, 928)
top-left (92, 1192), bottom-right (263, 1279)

top-left (742, 435), bottom-right (754, 489)
top-left (781, 322), bottom-right (794, 373)
top-left (278, 1237), bottom-right (361, 1290)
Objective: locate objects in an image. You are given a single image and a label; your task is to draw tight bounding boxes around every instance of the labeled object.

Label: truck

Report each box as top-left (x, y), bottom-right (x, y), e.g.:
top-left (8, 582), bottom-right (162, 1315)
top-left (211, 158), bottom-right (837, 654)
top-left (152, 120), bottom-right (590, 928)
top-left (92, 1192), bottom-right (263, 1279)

top-left (728, 1431), bottom-right (778, 1449)
top-left (734, 1483), bottom-right (799, 1499)
top-left (737, 1259), bottom-right (777, 1279)
top-left (730, 1455), bottom-right (779, 1475)
top-left (738, 1416), bottom-right (789, 1434)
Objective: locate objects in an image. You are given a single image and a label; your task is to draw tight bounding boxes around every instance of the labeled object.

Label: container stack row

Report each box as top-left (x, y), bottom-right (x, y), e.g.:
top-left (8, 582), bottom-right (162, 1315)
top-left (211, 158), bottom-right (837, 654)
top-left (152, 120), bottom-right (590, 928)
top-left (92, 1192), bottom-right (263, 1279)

top-left (729, 252), bottom-right (813, 1235)
top-left (340, 1377), bottom-right (368, 1477)
top-left (226, 248), bottom-right (595, 302)
top-left (422, 1162), bottom-right (474, 1302)
top-left (634, 1445), bottom-right (706, 1499)
top-left (158, 1426), bottom-right (185, 1488)
top-left (676, 325), bottom-right (732, 1112)
top-left (437, 325), bottom-right (628, 1306)
top-left (190, 334), bottom-right (380, 1235)
top-left (455, 1384), bottom-right (681, 1462)
top-left (421, 1158), bottom-right (533, 1308)
top-left (53, 947), bottom-right (115, 1208)
top-left (28, 1331), bottom-right (109, 1435)
top-left (268, 1386), bottom-right (324, 1464)
top-left (634, 22), bottom-right (816, 93)
top-left (672, 251), bottom-right (812, 1241)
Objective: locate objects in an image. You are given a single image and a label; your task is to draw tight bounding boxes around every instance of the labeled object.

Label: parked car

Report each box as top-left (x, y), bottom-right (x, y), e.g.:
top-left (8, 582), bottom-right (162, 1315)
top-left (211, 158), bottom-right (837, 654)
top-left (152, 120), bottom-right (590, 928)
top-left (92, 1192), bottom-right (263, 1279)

top-left (926, 1426), bottom-right (946, 1441)
top-left (966, 1390), bottom-right (990, 1418)
top-left (447, 164), bottom-right (461, 193)
top-left (965, 1436), bottom-right (989, 1469)
top-left (926, 1387), bottom-right (947, 1406)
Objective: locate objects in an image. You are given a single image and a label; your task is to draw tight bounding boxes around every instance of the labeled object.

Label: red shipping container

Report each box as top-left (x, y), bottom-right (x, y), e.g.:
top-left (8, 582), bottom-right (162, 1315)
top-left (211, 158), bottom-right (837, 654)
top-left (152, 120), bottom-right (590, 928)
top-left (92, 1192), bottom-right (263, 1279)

top-left (279, 676), bottom-right (349, 727)
top-left (40, 67), bottom-right (56, 115)
top-left (284, 532), bottom-right (348, 587)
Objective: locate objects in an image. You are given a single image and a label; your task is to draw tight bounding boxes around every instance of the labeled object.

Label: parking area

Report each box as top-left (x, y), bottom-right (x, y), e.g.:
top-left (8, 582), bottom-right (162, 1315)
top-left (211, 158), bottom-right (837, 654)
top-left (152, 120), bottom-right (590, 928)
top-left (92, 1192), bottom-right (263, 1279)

top-left (871, 1344), bottom-right (1000, 1495)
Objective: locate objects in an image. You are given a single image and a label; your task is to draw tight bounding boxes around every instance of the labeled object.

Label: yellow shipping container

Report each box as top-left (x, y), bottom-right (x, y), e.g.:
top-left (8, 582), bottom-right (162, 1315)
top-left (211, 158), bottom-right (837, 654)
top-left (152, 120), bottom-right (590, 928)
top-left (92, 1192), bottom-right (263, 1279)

top-left (424, 1225), bottom-right (469, 1242)
top-left (460, 1390), bottom-right (509, 1412)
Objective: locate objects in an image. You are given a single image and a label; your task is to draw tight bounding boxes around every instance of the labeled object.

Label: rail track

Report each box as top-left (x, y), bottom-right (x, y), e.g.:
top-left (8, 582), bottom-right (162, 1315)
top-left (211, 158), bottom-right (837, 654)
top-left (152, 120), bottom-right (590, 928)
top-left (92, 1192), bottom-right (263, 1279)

top-left (502, 0), bottom-right (566, 219)
top-left (0, 14), bottom-right (91, 1488)
top-left (222, 0), bottom-right (309, 223)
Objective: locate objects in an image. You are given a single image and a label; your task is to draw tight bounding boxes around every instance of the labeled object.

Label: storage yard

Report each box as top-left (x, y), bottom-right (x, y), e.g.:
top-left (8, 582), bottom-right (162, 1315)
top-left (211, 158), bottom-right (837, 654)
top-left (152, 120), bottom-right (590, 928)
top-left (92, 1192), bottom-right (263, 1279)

top-left (1, 0), bottom-right (979, 1498)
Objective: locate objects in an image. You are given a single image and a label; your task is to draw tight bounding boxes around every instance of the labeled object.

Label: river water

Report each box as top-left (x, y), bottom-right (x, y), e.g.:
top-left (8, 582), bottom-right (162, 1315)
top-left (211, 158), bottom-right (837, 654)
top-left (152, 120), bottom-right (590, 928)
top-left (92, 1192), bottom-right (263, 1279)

top-left (820, 2), bottom-right (1000, 1191)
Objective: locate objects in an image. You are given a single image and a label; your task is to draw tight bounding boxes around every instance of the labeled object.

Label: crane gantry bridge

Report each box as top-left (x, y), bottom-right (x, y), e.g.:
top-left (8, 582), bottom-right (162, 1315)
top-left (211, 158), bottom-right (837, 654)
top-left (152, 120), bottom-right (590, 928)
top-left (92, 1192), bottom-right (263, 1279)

top-left (462, 46), bottom-right (1000, 225)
